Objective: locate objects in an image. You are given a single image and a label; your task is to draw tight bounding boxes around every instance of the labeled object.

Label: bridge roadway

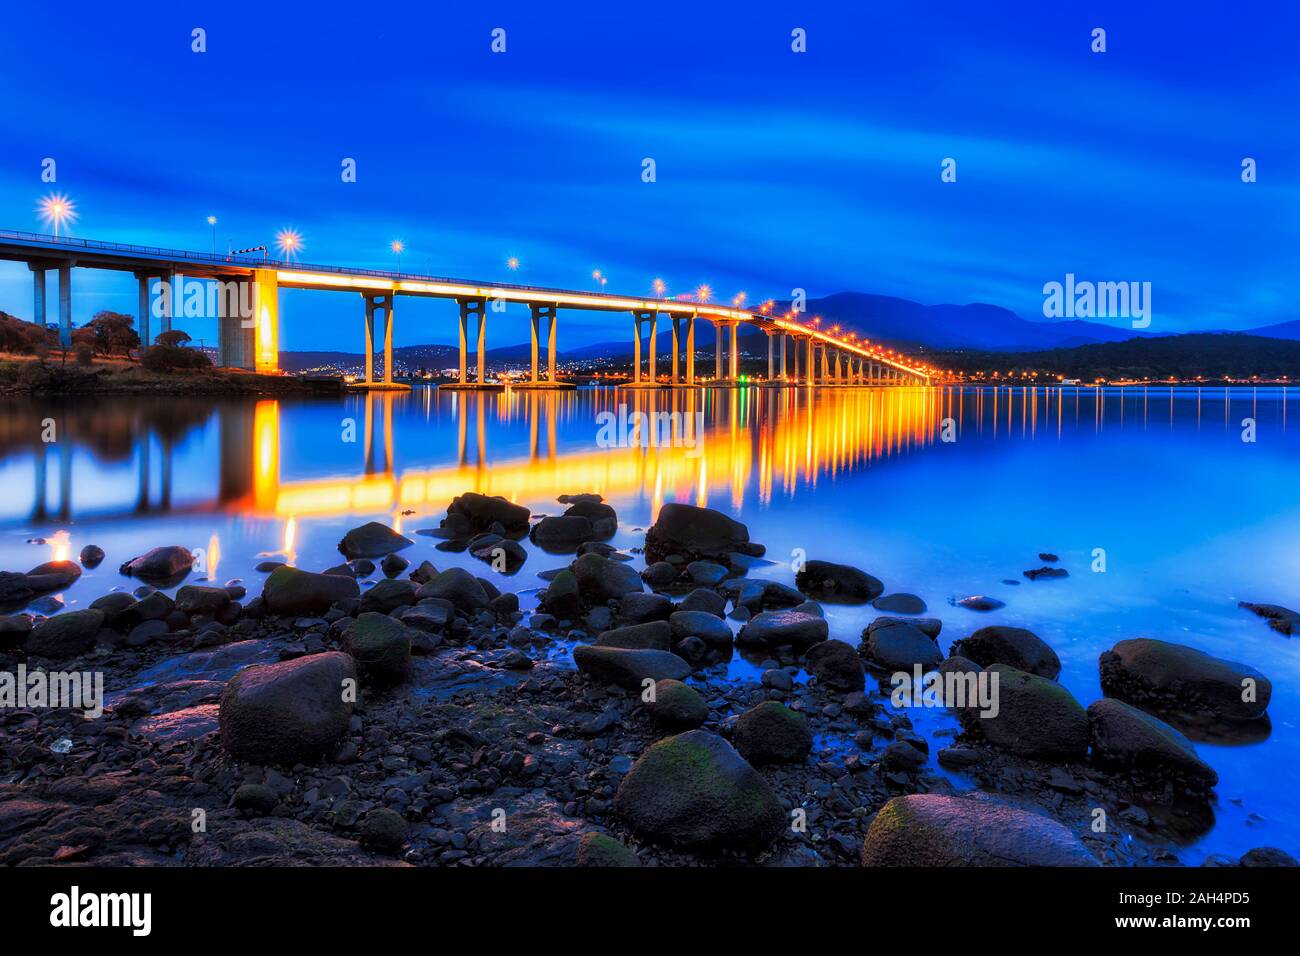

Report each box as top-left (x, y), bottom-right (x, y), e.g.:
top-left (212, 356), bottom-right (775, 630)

top-left (0, 229), bottom-right (935, 388)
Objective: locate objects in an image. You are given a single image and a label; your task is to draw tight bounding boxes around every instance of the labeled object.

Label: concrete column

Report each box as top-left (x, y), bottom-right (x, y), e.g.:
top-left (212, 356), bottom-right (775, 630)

top-left (57, 264), bottom-right (72, 349)
top-left (686, 317), bottom-right (695, 385)
top-left (728, 323), bottom-right (739, 380)
top-left (632, 315), bottom-right (642, 384)
top-left (767, 333), bottom-right (774, 380)
top-left (457, 299), bottom-right (485, 384)
top-left (32, 267), bottom-right (46, 330)
top-left (135, 274), bottom-right (149, 350)
top-left (161, 270), bottom-right (174, 334)
top-left (383, 296), bottom-right (394, 385)
top-left (780, 334), bottom-right (787, 380)
top-left (476, 306), bottom-right (487, 386)
top-left (671, 317), bottom-right (681, 385)
top-left (546, 308), bottom-right (557, 382)
top-left (804, 338), bottom-right (813, 385)
top-left (457, 306), bottom-right (467, 383)
top-left (529, 309), bottom-right (540, 383)
top-left (648, 312), bottom-right (657, 384)
top-left (364, 298), bottom-right (375, 386)
top-left (714, 323), bottom-right (723, 380)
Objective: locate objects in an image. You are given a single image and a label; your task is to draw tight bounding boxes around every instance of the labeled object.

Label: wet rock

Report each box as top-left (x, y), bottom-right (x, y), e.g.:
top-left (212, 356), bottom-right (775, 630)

top-left (262, 566), bottom-right (360, 616)
top-left (572, 552), bottom-right (643, 603)
top-left (954, 595), bottom-right (1005, 612)
top-left (860, 793), bottom-right (1097, 866)
top-left (88, 592), bottom-right (137, 629)
top-left (1238, 601), bottom-right (1300, 637)
top-left (343, 612), bottom-right (412, 687)
top-left (1240, 847), bottom-right (1299, 867)
top-left (573, 645), bottom-right (691, 690)
top-left (1087, 697), bottom-right (1217, 791)
top-left (761, 668), bottom-right (795, 692)
top-left (0, 613), bottom-right (33, 643)
top-left (408, 560), bottom-right (438, 585)
top-left (445, 492), bottom-right (531, 535)
top-left (613, 730), bottom-right (783, 850)
top-left (359, 808), bottom-right (408, 854)
top-left (360, 577), bottom-right (418, 614)
top-left (255, 560), bottom-right (285, 573)
top-left (218, 651), bottom-right (356, 765)
top-left (882, 740), bottom-right (927, 772)
top-left (959, 664), bottom-right (1089, 761)
top-left (175, 585), bottom-right (232, 616)
top-left (232, 783), bottom-right (279, 817)
top-left (646, 679), bottom-right (709, 729)
top-left (805, 638), bottom-right (865, 691)
top-left (795, 560), bottom-right (883, 604)
top-left (737, 609), bottom-right (828, 650)
top-left (951, 625), bottom-right (1061, 680)
top-left (641, 561), bottom-right (679, 587)
top-left (78, 545), bottom-right (105, 569)
top-left (669, 610), bottom-right (733, 651)
top-left (415, 567), bottom-right (490, 611)
top-left (530, 515), bottom-right (596, 552)
top-left (562, 499), bottom-right (618, 539)
top-left (1038, 552), bottom-right (1059, 562)
top-left (380, 552), bottom-right (409, 577)
top-left (872, 593), bottom-right (927, 614)
top-left (644, 503), bottom-right (763, 564)
top-left (618, 591), bottom-right (673, 624)
top-left (1024, 567), bottom-right (1069, 581)
top-left (23, 609), bottom-right (104, 658)
top-left (575, 832), bottom-right (640, 867)
top-left (686, 560), bottom-right (729, 587)
top-left (869, 615), bottom-right (942, 640)
top-left (733, 701), bottom-right (811, 765)
top-left (679, 588), bottom-right (726, 618)
top-left (338, 521), bottom-right (414, 559)
top-left (1098, 638), bottom-right (1271, 726)
top-left (26, 560), bottom-right (82, 591)
top-left (937, 745), bottom-right (984, 770)
top-left (858, 620), bottom-right (942, 672)
top-left (539, 569), bottom-right (582, 618)
top-left (596, 620), bottom-right (673, 651)
top-left (119, 546), bottom-right (194, 585)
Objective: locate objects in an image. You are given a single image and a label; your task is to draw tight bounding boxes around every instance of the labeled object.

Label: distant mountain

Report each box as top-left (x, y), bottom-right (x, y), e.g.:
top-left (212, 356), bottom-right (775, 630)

top-left (776, 292), bottom-right (1156, 351)
top-left (1244, 319), bottom-right (1300, 341)
top-left (935, 332), bottom-right (1300, 380)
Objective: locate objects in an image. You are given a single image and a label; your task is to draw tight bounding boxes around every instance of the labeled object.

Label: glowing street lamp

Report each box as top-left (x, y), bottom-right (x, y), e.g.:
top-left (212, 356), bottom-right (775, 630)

top-left (38, 193), bottom-right (76, 238)
top-left (592, 269), bottom-right (603, 291)
top-left (652, 278), bottom-right (666, 297)
top-left (391, 240), bottom-right (404, 271)
top-left (506, 256), bottom-right (520, 271)
top-left (276, 228), bottom-right (303, 260)
top-left (207, 215), bottom-right (218, 254)
top-left (733, 291), bottom-right (747, 309)
top-left (695, 284), bottom-right (713, 303)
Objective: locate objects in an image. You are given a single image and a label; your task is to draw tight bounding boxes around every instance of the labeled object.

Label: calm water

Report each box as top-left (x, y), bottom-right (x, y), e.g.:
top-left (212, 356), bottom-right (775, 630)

top-left (2, 384), bottom-right (1297, 863)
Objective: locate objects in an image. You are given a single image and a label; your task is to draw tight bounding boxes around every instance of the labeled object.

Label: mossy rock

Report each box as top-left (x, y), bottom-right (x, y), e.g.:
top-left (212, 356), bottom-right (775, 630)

top-left (646, 679), bottom-right (709, 730)
top-left (343, 612), bottom-right (411, 687)
top-left (575, 832), bottom-right (640, 867)
top-left (732, 700), bottom-right (812, 764)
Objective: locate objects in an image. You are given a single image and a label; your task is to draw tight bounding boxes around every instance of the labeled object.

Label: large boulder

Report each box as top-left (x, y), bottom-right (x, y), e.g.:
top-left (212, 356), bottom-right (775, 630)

top-left (613, 730), bottom-right (784, 850)
top-left (860, 794), bottom-right (1096, 866)
top-left (669, 610), bottom-right (733, 651)
top-left (343, 612), bottom-right (412, 687)
top-left (23, 609), bottom-right (104, 658)
top-left (858, 619), bottom-right (943, 672)
top-left (1099, 639), bottom-right (1270, 727)
top-left (645, 679), bottom-right (709, 729)
top-left (732, 701), bottom-right (812, 765)
top-left (119, 546), bottom-right (194, 585)
top-left (262, 566), bottom-right (360, 616)
top-left (596, 620), bottom-right (672, 651)
top-left (617, 591), bottom-right (674, 625)
top-left (736, 609), bottom-right (828, 650)
top-left (337, 521), bottom-right (413, 559)
top-left (951, 625), bottom-right (1061, 680)
top-left (573, 645), bottom-right (691, 690)
top-left (175, 585), bottom-right (232, 616)
top-left (1087, 697), bottom-right (1218, 791)
top-left (795, 560), bottom-right (883, 604)
top-left (539, 570), bottom-right (582, 618)
top-left (25, 560), bottom-right (82, 591)
top-left (218, 652), bottom-right (356, 765)
top-left (360, 578), bottom-right (417, 613)
top-left (415, 567), bottom-right (489, 611)
top-left (572, 553), bottom-right (643, 603)
top-left (958, 664), bottom-right (1088, 761)
top-left (644, 503), bottom-right (763, 564)
top-left (445, 492), bottom-right (530, 535)
top-left (530, 515), bottom-right (595, 552)
top-left (805, 639), bottom-right (865, 691)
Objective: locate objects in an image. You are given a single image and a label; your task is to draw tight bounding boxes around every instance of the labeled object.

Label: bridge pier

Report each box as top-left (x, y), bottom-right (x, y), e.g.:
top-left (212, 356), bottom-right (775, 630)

top-left (685, 315), bottom-right (696, 385)
top-left (515, 303), bottom-right (570, 389)
top-left (218, 279), bottom-right (254, 369)
top-left (443, 297), bottom-right (498, 390)
top-left (625, 309), bottom-right (664, 388)
top-left (29, 263), bottom-right (47, 334)
top-left (714, 321), bottom-right (723, 381)
top-left (728, 322), bottom-right (739, 381)
top-left (57, 263), bottom-right (72, 349)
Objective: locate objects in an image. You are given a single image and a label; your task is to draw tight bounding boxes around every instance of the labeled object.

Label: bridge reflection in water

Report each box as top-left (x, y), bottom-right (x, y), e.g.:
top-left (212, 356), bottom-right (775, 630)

top-left (244, 385), bottom-right (943, 525)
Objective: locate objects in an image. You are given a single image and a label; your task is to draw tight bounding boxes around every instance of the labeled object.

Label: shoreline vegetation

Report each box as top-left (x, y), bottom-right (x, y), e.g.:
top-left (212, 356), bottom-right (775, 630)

top-left (0, 498), bottom-right (1292, 868)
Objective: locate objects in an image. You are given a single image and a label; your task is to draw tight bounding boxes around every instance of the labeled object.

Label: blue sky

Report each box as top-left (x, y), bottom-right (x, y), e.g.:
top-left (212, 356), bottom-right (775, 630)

top-left (0, 0), bottom-right (1296, 350)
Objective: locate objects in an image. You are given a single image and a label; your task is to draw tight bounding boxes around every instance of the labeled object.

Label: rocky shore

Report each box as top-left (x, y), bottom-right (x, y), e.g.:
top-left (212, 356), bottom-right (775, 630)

top-left (0, 357), bottom-right (336, 396)
top-left (0, 498), bottom-right (1295, 868)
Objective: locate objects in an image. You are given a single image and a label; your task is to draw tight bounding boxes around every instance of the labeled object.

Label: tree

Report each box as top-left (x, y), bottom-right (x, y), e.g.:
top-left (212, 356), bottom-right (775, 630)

top-left (155, 329), bottom-right (192, 348)
top-left (86, 311), bottom-right (140, 356)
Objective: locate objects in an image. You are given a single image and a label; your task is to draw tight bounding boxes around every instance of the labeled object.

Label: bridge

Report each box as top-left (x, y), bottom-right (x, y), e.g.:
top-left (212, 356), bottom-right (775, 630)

top-left (0, 229), bottom-right (936, 388)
